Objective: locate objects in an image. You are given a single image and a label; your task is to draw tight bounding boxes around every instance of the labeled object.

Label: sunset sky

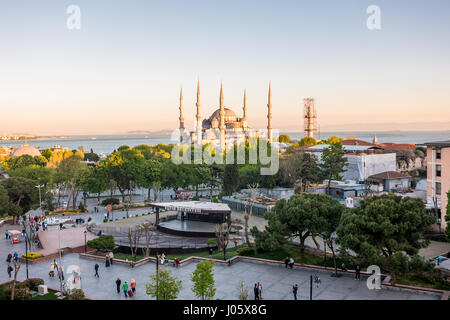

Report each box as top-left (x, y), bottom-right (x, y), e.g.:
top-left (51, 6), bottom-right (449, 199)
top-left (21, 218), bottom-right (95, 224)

top-left (1, 0), bottom-right (449, 135)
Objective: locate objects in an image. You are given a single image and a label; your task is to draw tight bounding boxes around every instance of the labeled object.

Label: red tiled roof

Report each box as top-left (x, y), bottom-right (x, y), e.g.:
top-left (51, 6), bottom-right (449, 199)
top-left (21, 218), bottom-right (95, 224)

top-left (341, 139), bottom-right (376, 146)
top-left (368, 171), bottom-right (410, 180)
top-left (379, 143), bottom-right (416, 150)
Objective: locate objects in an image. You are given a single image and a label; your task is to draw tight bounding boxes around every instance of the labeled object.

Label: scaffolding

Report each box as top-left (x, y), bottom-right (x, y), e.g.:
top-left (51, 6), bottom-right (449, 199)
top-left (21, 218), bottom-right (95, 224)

top-left (303, 98), bottom-right (318, 138)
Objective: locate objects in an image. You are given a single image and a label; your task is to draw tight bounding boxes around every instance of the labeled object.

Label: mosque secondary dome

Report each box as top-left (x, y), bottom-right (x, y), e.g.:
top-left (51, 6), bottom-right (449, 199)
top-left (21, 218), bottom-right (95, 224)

top-left (10, 143), bottom-right (41, 158)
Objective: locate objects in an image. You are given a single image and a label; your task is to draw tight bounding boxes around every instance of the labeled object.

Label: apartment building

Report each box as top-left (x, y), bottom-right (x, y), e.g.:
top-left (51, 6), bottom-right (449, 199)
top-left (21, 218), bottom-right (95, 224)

top-left (425, 140), bottom-right (450, 231)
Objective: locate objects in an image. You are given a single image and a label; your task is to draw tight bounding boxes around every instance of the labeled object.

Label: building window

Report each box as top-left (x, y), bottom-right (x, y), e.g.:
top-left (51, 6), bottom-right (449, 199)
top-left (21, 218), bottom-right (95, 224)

top-left (436, 182), bottom-right (441, 195)
top-left (436, 164), bottom-right (441, 177)
top-left (436, 148), bottom-right (441, 160)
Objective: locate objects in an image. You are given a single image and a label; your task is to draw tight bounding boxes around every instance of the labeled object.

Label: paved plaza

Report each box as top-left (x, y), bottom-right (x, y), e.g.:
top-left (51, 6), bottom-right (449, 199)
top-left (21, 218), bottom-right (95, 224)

top-left (0, 232), bottom-right (441, 300)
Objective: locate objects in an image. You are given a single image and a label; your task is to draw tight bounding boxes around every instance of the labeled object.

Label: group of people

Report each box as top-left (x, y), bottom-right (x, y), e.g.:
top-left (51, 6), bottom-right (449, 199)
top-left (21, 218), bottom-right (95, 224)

top-left (253, 282), bottom-right (263, 300)
top-left (116, 278), bottom-right (137, 297)
top-left (105, 251), bottom-right (114, 267)
top-left (6, 252), bottom-right (19, 278)
top-left (284, 257), bottom-right (295, 269)
top-left (49, 259), bottom-right (64, 280)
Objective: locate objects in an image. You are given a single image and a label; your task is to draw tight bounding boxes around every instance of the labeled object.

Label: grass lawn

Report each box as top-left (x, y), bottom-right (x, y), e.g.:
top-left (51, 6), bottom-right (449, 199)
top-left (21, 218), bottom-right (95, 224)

top-left (396, 274), bottom-right (450, 291)
top-left (0, 282), bottom-right (67, 300)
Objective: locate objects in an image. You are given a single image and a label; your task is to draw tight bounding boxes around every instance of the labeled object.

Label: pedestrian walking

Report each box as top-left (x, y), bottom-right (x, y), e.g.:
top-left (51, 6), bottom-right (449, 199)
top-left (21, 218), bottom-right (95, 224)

top-left (94, 263), bottom-right (99, 277)
top-left (209, 248), bottom-right (213, 259)
top-left (53, 259), bottom-right (58, 271)
top-left (355, 265), bottom-right (361, 280)
top-left (105, 255), bottom-right (110, 267)
top-left (5, 230), bottom-right (8, 239)
top-left (130, 279), bottom-right (136, 294)
top-left (257, 282), bottom-right (262, 300)
top-left (253, 283), bottom-right (259, 300)
top-left (6, 252), bottom-right (12, 263)
top-left (49, 264), bottom-right (55, 278)
top-left (7, 265), bottom-right (13, 278)
top-left (109, 251), bottom-right (114, 265)
top-left (13, 252), bottom-right (18, 263)
top-left (284, 257), bottom-right (289, 268)
top-left (123, 281), bottom-right (129, 297)
top-left (293, 284), bottom-right (298, 300)
top-left (116, 278), bottom-right (121, 293)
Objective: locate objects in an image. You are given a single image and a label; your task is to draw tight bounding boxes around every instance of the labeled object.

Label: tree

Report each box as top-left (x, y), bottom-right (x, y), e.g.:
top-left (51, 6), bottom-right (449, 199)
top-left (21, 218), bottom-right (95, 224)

top-left (320, 143), bottom-right (348, 194)
top-left (191, 260), bottom-right (216, 300)
top-left (10, 260), bottom-right (21, 301)
top-left (299, 137), bottom-right (317, 146)
top-left (278, 151), bottom-right (320, 189)
top-left (141, 159), bottom-right (162, 201)
top-left (237, 280), bottom-right (249, 300)
top-left (279, 135), bottom-right (291, 143)
top-left (127, 225), bottom-right (143, 261)
top-left (215, 223), bottom-right (231, 260)
top-left (104, 148), bottom-right (146, 203)
top-left (142, 221), bottom-right (156, 257)
top-left (251, 194), bottom-right (331, 258)
top-left (223, 164), bottom-right (240, 195)
top-left (0, 184), bottom-right (9, 217)
top-left (145, 268), bottom-right (182, 300)
top-left (1, 176), bottom-right (39, 224)
top-left (326, 136), bottom-right (343, 144)
top-left (56, 155), bottom-right (86, 209)
top-left (312, 195), bottom-right (346, 276)
top-left (81, 166), bottom-right (109, 205)
top-left (336, 194), bottom-right (435, 281)
top-left (244, 183), bottom-right (259, 247)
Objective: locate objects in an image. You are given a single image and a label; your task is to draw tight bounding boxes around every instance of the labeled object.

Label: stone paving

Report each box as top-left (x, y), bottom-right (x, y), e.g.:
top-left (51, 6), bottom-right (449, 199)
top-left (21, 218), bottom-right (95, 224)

top-left (0, 230), bottom-right (441, 300)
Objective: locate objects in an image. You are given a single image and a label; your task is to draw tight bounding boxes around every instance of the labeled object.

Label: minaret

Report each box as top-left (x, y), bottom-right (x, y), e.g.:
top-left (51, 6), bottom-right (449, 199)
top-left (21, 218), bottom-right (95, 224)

top-left (267, 82), bottom-right (273, 142)
top-left (179, 88), bottom-right (185, 143)
top-left (219, 81), bottom-right (226, 150)
top-left (196, 79), bottom-right (202, 145)
top-left (242, 89), bottom-right (248, 131)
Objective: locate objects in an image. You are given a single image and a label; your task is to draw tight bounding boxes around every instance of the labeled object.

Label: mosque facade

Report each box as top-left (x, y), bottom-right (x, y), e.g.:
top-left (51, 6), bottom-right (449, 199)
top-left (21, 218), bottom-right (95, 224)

top-left (179, 80), bottom-right (273, 150)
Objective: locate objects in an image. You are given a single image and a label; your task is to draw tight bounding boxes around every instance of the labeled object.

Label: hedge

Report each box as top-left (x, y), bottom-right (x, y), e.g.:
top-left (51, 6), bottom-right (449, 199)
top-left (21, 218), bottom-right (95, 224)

top-left (87, 235), bottom-right (115, 250)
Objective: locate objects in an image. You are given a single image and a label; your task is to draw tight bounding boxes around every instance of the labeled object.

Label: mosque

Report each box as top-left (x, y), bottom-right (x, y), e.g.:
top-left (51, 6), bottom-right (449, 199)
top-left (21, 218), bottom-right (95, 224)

top-left (179, 80), bottom-right (273, 150)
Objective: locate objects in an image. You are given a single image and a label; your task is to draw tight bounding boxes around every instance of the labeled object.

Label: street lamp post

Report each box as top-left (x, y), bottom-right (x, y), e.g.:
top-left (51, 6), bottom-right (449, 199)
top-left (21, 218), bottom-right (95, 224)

top-left (25, 233), bottom-right (29, 279)
top-left (36, 184), bottom-right (43, 214)
top-left (156, 251), bottom-right (159, 300)
top-left (84, 230), bottom-right (87, 253)
top-left (310, 275), bottom-right (313, 300)
top-left (58, 223), bottom-right (63, 292)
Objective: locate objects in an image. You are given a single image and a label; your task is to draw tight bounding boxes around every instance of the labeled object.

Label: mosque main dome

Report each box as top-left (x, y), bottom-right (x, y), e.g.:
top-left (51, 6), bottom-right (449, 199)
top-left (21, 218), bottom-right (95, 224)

top-left (203, 107), bottom-right (243, 129)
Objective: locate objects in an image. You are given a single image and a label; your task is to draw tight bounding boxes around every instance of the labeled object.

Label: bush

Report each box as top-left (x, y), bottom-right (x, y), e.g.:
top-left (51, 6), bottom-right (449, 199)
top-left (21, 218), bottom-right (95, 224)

top-left (409, 255), bottom-right (434, 273)
top-left (68, 288), bottom-right (86, 300)
top-left (23, 278), bottom-right (44, 291)
top-left (3, 282), bottom-right (30, 300)
top-left (87, 235), bottom-right (115, 250)
top-left (101, 198), bottom-right (120, 206)
top-left (424, 233), bottom-right (448, 242)
top-left (103, 218), bottom-right (109, 223)
top-left (22, 252), bottom-right (43, 259)
top-left (207, 238), bottom-right (217, 245)
top-left (78, 202), bottom-right (86, 212)
top-left (191, 196), bottom-right (200, 201)
top-left (237, 247), bottom-right (255, 256)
